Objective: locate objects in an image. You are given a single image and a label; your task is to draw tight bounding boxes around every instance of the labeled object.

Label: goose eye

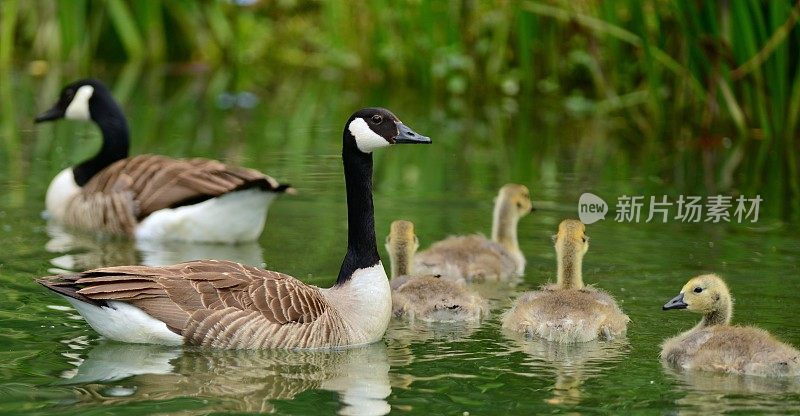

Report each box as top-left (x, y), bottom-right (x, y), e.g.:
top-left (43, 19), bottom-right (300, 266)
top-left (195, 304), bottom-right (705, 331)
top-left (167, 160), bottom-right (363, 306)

top-left (694, 287), bottom-right (703, 293)
top-left (371, 115), bottom-right (383, 124)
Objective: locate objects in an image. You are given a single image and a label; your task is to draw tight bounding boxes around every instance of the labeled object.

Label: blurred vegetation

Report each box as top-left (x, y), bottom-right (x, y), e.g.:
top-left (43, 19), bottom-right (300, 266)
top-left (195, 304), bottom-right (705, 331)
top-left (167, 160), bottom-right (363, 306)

top-left (1, 0), bottom-right (800, 219)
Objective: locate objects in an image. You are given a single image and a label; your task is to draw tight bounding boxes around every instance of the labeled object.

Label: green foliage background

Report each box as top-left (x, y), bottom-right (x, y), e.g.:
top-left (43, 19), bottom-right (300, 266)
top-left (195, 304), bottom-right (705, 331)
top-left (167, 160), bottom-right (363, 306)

top-left (2, 0), bottom-right (800, 219)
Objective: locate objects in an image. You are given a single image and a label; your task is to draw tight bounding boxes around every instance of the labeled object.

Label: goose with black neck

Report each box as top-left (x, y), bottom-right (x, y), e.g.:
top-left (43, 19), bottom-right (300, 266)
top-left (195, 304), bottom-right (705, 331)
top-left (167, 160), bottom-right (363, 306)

top-left (36, 78), bottom-right (292, 243)
top-left (36, 108), bottom-right (431, 349)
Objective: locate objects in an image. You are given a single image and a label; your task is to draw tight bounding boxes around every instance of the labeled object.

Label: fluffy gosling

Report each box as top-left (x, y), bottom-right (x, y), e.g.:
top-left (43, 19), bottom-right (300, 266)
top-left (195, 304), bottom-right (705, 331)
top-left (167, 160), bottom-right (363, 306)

top-left (413, 184), bottom-right (532, 282)
top-left (502, 219), bottom-right (629, 342)
top-left (661, 274), bottom-right (800, 377)
top-left (387, 220), bottom-right (488, 323)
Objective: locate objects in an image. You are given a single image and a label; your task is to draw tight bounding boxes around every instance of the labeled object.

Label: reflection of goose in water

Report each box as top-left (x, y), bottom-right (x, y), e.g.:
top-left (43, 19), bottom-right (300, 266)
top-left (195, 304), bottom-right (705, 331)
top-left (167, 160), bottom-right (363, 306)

top-left (505, 332), bottom-right (629, 406)
top-left (135, 239), bottom-right (265, 267)
top-left (46, 223), bottom-right (138, 272)
top-left (385, 319), bottom-right (481, 347)
top-left (663, 366), bottom-right (800, 415)
top-left (58, 341), bottom-right (391, 415)
top-left (383, 319), bottom-right (484, 392)
top-left (46, 222), bottom-right (265, 271)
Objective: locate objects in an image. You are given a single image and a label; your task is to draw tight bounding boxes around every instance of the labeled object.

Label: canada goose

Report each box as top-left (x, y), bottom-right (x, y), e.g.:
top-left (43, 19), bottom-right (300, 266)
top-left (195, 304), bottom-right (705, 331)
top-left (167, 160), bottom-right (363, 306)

top-left (386, 220), bottom-right (488, 322)
top-left (35, 79), bottom-right (292, 243)
top-left (413, 184), bottom-right (533, 281)
top-left (661, 274), bottom-right (800, 376)
top-left (36, 108), bottom-right (431, 349)
top-left (502, 219), bottom-right (629, 342)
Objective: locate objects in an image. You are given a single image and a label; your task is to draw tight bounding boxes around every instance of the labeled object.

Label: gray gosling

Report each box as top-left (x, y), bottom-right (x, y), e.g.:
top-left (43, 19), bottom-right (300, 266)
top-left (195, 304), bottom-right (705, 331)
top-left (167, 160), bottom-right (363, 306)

top-left (502, 219), bottom-right (629, 342)
top-left (414, 184), bottom-right (532, 282)
top-left (387, 220), bottom-right (488, 323)
top-left (661, 274), bottom-right (800, 377)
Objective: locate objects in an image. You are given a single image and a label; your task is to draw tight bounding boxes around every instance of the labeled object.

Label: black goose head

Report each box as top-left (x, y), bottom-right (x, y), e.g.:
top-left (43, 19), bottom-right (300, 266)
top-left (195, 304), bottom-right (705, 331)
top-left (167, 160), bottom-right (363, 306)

top-left (344, 108), bottom-right (431, 153)
top-left (35, 79), bottom-right (115, 124)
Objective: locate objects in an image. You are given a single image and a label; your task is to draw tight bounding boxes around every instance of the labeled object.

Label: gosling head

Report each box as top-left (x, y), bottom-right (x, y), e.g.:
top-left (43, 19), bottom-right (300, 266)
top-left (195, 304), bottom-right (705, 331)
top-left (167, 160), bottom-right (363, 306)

top-left (498, 184), bottom-right (533, 219)
top-left (35, 78), bottom-right (114, 123)
top-left (554, 219), bottom-right (589, 256)
top-left (385, 220), bottom-right (420, 278)
top-left (663, 274), bottom-right (731, 313)
top-left (345, 108), bottom-right (431, 153)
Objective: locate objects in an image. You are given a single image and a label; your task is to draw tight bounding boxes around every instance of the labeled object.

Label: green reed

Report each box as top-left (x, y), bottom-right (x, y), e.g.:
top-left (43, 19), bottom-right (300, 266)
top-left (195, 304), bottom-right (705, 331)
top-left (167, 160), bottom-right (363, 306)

top-left (2, 0), bottom-right (800, 219)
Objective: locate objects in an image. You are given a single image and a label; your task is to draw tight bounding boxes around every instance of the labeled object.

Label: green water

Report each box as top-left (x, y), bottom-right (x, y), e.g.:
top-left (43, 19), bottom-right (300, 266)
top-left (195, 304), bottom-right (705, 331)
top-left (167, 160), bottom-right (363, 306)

top-left (1, 68), bottom-right (800, 415)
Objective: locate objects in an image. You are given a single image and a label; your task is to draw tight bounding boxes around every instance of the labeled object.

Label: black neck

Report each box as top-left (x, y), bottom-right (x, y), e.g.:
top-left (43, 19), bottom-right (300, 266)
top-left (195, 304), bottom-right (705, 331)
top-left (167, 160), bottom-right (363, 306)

top-left (336, 135), bottom-right (381, 284)
top-left (73, 94), bottom-right (130, 186)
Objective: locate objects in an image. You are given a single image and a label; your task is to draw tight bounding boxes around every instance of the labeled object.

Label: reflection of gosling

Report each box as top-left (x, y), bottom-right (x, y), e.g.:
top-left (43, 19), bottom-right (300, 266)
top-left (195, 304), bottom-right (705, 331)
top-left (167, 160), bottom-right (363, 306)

top-left (414, 184), bottom-right (533, 281)
top-left (387, 220), bottom-right (488, 322)
top-left (502, 219), bottom-right (629, 342)
top-left (661, 274), bottom-right (800, 377)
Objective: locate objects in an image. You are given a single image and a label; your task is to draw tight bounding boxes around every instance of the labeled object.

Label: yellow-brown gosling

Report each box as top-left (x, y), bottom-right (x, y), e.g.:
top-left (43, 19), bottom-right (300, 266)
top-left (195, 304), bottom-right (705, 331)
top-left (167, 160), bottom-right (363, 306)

top-left (386, 220), bottom-right (488, 323)
top-left (502, 219), bottom-right (629, 342)
top-left (413, 184), bottom-right (533, 282)
top-left (661, 274), bottom-right (800, 377)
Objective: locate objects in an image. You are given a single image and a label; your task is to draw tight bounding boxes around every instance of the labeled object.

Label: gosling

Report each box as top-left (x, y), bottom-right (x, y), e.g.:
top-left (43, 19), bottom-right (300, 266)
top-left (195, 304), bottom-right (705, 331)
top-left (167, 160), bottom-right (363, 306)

top-left (413, 184), bottom-right (533, 281)
top-left (387, 220), bottom-right (488, 323)
top-left (661, 274), bottom-right (800, 377)
top-left (502, 219), bottom-right (629, 342)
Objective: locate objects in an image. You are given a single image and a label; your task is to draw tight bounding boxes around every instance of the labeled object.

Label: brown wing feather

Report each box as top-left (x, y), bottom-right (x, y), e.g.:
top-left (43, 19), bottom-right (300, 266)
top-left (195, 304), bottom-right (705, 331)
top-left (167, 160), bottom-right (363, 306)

top-left (36, 260), bottom-right (329, 339)
top-left (81, 155), bottom-right (289, 219)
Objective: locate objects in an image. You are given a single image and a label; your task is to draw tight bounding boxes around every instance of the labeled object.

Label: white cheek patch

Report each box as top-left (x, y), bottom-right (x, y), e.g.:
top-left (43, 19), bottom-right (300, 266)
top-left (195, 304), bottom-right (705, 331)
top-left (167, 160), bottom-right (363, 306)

top-left (65, 85), bottom-right (94, 121)
top-left (348, 118), bottom-right (391, 153)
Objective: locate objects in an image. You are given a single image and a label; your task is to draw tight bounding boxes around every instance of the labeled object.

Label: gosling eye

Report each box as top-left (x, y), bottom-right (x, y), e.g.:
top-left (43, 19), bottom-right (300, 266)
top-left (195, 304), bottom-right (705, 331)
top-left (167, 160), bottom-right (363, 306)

top-left (694, 287), bottom-right (703, 293)
top-left (371, 114), bottom-right (383, 124)
top-left (581, 237), bottom-right (587, 243)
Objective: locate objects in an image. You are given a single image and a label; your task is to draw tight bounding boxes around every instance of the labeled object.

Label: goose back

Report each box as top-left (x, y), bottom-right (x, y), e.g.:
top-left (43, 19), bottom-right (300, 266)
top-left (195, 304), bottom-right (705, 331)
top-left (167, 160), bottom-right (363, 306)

top-left (502, 286), bottom-right (629, 342)
top-left (413, 235), bottom-right (518, 281)
top-left (661, 325), bottom-right (800, 376)
top-left (62, 155), bottom-right (287, 236)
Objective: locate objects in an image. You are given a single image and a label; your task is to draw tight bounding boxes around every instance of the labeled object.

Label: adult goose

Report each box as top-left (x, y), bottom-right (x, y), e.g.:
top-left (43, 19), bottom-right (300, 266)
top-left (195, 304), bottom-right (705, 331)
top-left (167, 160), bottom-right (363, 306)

top-left (36, 79), bottom-right (292, 243)
top-left (37, 107), bottom-right (431, 349)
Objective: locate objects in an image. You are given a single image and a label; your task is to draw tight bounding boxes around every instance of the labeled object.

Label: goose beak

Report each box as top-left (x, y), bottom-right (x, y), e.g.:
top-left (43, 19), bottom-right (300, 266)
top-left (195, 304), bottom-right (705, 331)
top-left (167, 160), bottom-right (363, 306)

top-left (35, 106), bottom-right (64, 123)
top-left (394, 123), bottom-right (431, 144)
top-left (663, 293), bottom-right (688, 310)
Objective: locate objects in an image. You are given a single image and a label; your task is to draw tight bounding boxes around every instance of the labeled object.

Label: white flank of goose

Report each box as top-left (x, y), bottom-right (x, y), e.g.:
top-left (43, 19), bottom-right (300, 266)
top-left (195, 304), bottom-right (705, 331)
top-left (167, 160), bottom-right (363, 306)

top-left (36, 79), bottom-right (293, 243)
top-left (37, 107), bottom-right (432, 349)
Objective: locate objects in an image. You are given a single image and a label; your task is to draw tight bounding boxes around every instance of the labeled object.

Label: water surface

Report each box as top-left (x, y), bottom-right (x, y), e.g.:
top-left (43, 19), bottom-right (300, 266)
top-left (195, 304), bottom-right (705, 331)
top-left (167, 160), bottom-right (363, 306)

top-left (1, 68), bottom-right (799, 415)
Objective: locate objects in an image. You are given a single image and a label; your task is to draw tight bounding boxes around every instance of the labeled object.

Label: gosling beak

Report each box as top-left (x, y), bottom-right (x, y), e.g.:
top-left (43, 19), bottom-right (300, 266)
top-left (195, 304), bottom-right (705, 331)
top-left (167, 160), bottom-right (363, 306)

top-left (394, 123), bottom-right (431, 144)
top-left (35, 106), bottom-right (64, 123)
top-left (662, 293), bottom-right (688, 310)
